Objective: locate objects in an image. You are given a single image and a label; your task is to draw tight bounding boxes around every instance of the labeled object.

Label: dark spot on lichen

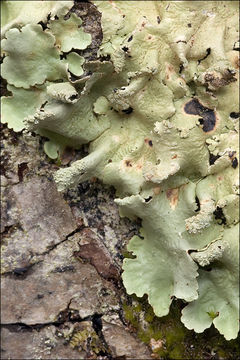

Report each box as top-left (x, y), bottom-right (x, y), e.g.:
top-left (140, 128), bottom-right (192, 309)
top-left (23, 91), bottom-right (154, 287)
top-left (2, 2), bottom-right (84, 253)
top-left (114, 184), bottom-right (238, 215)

top-left (108, 159), bottom-right (112, 163)
top-left (232, 157), bottom-right (238, 168)
top-left (144, 138), bottom-right (153, 146)
top-left (125, 160), bottom-right (132, 167)
top-left (228, 151), bottom-right (236, 159)
top-left (122, 107), bottom-right (133, 114)
top-left (202, 117), bottom-right (216, 132)
top-left (230, 112), bottom-right (239, 119)
top-left (184, 98), bottom-right (216, 132)
top-left (209, 153), bottom-right (220, 165)
top-left (213, 207), bottom-right (226, 225)
top-left (185, 98), bottom-right (207, 115)
top-left (127, 35), bottom-right (133, 42)
top-left (157, 16), bottom-right (161, 24)
top-left (204, 69), bottom-right (236, 88)
top-left (122, 46), bottom-right (129, 52)
top-left (187, 23), bottom-right (192, 27)
top-left (144, 196), bottom-right (152, 203)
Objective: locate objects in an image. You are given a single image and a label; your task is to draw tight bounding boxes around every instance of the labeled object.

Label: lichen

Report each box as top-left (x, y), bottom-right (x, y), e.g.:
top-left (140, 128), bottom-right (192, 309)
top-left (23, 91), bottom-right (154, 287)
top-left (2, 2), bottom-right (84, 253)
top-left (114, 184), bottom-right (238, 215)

top-left (1, 0), bottom-right (239, 340)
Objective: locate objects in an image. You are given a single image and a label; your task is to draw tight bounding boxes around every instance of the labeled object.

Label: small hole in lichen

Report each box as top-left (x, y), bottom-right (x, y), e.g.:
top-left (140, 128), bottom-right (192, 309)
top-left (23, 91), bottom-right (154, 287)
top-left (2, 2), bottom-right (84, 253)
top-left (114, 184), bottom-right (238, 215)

top-left (204, 266), bottom-right (212, 272)
top-left (122, 107), bottom-right (133, 114)
top-left (69, 94), bottom-right (79, 101)
top-left (229, 112), bottom-right (239, 119)
top-left (232, 157), bottom-right (238, 168)
top-left (38, 21), bottom-right (48, 30)
top-left (209, 153), bottom-right (220, 165)
top-left (179, 64), bottom-right (184, 73)
top-left (213, 207), bottom-right (226, 225)
top-left (195, 196), bottom-right (200, 212)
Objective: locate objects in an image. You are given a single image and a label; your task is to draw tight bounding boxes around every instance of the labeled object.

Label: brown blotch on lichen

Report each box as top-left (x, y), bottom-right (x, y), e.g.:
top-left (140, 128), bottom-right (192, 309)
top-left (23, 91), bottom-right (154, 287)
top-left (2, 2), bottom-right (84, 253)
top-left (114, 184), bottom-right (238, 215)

top-left (153, 186), bottom-right (161, 195)
top-left (166, 63), bottom-right (174, 80)
top-left (166, 188), bottom-right (179, 209)
top-left (233, 55), bottom-right (240, 69)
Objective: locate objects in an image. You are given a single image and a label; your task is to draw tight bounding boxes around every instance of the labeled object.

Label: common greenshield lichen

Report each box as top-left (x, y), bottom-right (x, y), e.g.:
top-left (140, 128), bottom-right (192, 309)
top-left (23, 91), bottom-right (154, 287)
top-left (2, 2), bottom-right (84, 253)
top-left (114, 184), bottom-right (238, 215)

top-left (1, 0), bottom-right (239, 340)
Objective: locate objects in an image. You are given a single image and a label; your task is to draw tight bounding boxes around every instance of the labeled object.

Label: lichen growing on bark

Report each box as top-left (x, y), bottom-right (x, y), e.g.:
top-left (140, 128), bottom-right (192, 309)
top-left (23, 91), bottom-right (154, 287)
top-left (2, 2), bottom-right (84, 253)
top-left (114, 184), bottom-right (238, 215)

top-left (1, 0), bottom-right (239, 340)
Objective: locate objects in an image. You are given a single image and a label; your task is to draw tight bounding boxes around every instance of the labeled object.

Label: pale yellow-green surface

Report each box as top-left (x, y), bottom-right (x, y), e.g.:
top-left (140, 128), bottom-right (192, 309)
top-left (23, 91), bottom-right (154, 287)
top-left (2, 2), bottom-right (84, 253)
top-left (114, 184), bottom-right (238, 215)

top-left (1, 0), bottom-right (239, 340)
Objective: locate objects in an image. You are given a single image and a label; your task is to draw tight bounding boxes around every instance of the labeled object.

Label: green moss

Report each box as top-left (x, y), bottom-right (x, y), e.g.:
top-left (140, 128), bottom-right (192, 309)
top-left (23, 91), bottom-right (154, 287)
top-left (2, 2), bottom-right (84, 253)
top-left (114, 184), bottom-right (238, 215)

top-left (123, 296), bottom-right (240, 359)
top-left (69, 326), bottom-right (106, 355)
